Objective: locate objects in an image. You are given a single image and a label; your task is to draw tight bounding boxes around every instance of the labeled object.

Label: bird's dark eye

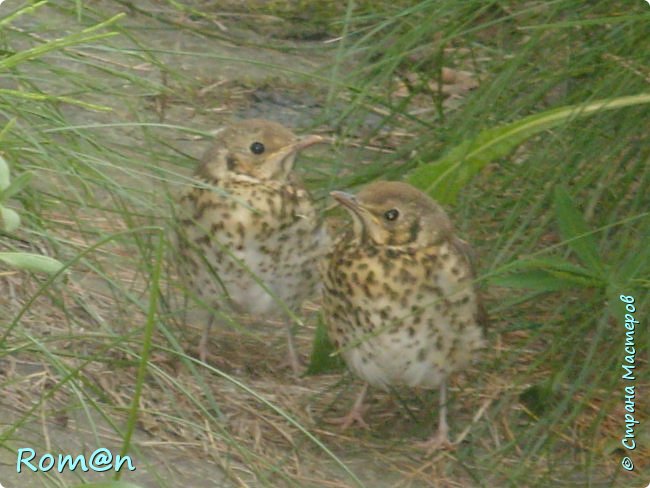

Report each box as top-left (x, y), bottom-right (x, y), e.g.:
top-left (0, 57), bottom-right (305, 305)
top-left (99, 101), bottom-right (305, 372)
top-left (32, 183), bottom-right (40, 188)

top-left (250, 141), bottom-right (265, 155)
top-left (384, 209), bottom-right (400, 221)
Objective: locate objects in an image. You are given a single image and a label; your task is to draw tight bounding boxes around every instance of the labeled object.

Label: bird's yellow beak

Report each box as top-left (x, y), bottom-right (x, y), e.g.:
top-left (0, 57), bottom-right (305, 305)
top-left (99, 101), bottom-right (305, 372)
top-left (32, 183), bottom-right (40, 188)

top-left (330, 191), bottom-right (360, 212)
top-left (331, 190), bottom-right (376, 222)
top-left (276, 135), bottom-right (326, 162)
top-left (331, 190), bottom-right (381, 242)
top-left (294, 134), bottom-right (326, 151)
top-left (266, 134), bottom-right (326, 178)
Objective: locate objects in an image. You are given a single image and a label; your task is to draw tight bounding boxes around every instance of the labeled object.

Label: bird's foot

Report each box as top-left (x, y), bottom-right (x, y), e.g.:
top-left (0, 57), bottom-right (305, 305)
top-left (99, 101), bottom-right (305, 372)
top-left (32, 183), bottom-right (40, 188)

top-left (278, 351), bottom-right (304, 377)
top-left (197, 317), bottom-right (215, 364)
top-left (326, 404), bottom-right (370, 430)
top-left (282, 325), bottom-right (304, 377)
top-left (197, 337), bottom-right (209, 363)
top-left (416, 429), bottom-right (455, 453)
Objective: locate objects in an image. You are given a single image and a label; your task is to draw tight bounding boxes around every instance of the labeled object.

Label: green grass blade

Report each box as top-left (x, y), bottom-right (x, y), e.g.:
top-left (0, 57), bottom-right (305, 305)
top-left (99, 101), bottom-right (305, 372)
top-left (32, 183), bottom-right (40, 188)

top-left (0, 170), bottom-right (32, 202)
top-left (490, 256), bottom-right (605, 290)
top-left (553, 186), bottom-right (604, 275)
top-left (75, 483), bottom-right (143, 488)
top-left (115, 231), bottom-right (164, 481)
top-left (0, 88), bottom-right (112, 111)
top-left (0, 13), bottom-right (125, 70)
top-left (407, 93), bottom-right (650, 203)
top-left (306, 312), bottom-right (344, 375)
top-left (491, 269), bottom-right (586, 292)
top-left (0, 1), bottom-right (48, 28)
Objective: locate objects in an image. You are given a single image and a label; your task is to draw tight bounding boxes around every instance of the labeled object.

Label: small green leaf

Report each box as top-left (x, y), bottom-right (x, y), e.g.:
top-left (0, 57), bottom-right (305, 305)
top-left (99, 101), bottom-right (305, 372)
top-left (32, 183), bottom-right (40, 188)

top-left (1, 205), bottom-right (21, 231)
top-left (0, 154), bottom-right (10, 191)
top-left (0, 171), bottom-right (32, 201)
top-left (306, 312), bottom-right (344, 375)
top-left (554, 186), bottom-right (604, 274)
top-left (0, 252), bottom-right (64, 274)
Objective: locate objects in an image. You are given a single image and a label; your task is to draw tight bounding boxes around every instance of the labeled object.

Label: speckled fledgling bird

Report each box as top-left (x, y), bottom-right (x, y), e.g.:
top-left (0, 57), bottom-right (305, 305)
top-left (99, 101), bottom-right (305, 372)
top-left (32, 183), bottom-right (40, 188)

top-left (321, 181), bottom-right (485, 449)
top-left (176, 119), bottom-right (329, 372)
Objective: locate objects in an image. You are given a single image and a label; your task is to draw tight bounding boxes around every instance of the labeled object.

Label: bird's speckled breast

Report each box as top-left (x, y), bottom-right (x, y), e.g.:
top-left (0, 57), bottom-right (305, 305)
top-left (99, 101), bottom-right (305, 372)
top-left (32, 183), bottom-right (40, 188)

top-left (322, 237), bottom-right (484, 390)
top-left (178, 176), bottom-right (328, 316)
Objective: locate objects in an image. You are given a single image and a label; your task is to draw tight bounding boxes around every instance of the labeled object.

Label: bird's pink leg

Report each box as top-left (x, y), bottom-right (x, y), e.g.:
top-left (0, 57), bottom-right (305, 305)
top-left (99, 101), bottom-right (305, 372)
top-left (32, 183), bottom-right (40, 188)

top-left (285, 320), bottom-right (303, 376)
top-left (417, 379), bottom-right (454, 451)
top-left (328, 383), bottom-right (370, 429)
top-left (198, 315), bottom-right (214, 363)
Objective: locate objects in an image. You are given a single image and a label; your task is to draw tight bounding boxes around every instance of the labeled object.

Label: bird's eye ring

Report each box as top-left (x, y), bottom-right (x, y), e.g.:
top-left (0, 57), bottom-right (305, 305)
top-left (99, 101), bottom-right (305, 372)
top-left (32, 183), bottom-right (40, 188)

top-left (250, 141), bottom-right (265, 155)
top-left (384, 209), bottom-right (400, 221)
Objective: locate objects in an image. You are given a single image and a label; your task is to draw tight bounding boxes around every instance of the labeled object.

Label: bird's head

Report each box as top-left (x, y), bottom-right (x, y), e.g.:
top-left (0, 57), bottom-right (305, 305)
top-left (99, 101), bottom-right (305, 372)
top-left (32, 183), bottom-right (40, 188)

top-left (198, 119), bottom-right (323, 181)
top-left (331, 181), bottom-right (453, 246)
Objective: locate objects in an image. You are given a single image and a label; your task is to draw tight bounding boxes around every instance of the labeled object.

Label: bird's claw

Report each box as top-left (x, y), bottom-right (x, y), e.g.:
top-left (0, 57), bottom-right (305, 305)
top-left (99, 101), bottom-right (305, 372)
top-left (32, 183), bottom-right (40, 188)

top-left (326, 405), bottom-right (370, 430)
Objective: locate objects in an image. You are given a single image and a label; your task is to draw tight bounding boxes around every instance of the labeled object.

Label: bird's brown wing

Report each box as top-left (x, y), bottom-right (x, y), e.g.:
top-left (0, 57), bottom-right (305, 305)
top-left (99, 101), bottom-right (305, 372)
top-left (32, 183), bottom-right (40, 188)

top-left (451, 236), bottom-right (489, 331)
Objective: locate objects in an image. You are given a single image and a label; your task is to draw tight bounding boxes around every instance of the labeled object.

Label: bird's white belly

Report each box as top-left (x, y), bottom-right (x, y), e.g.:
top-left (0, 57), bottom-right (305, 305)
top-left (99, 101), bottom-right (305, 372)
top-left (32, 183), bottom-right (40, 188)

top-left (209, 240), bottom-right (317, 316)
top-left (343, 330), bottom-right (446, 390)
top-left (223, 249), bottom-right (287, 315)
top-left (341, 307), bottom-right (482, 390)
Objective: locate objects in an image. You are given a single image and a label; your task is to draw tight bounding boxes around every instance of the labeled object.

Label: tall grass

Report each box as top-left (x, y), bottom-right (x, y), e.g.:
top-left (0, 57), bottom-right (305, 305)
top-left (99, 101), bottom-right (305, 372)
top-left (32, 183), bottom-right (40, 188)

top-left (323, 0), bottom-right (649, 484)
top-left (0, 0), bottom-right (648, 487)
